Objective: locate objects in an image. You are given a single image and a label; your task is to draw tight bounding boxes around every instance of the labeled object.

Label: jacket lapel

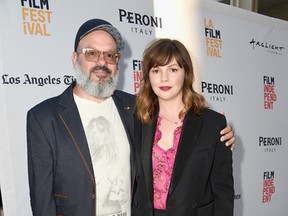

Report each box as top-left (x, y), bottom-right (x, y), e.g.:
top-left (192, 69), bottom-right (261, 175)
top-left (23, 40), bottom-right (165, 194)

top-left (112, 91), bottom-right (136, 188)
top-left (58, 84), bottom-right (95, 180)
top-left (141, 117), bottom-right (157, 203)
top-left (112, 91), bottom-right (134, 150)
top-left (168, 111), bottom-right (203, 197)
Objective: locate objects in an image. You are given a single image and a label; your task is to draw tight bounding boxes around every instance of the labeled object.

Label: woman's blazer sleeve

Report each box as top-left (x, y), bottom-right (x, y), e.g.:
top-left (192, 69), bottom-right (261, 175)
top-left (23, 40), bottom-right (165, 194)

top-left (211, 114), bottom-right (234, 216)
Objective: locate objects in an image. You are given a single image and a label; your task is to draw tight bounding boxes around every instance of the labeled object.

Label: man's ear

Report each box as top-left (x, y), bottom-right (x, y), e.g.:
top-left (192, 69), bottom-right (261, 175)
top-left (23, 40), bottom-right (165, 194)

top-left (72, 52), bottom-right (77, 65)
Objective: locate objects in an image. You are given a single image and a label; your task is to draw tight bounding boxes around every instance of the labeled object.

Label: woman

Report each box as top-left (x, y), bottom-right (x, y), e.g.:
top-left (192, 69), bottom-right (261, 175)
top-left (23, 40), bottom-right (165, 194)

top-left (133, 38), bottom-right (234, 216)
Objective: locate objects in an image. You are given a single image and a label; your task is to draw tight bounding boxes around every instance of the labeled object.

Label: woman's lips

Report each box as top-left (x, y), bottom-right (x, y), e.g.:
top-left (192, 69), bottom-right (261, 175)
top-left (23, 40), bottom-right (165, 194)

top-left (159, 86), bottom-right (172, 91)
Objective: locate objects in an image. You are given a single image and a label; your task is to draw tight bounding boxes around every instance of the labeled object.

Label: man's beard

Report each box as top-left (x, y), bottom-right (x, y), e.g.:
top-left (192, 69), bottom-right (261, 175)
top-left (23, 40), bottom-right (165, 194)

top-left (74, 61), bottom-right (118, 99)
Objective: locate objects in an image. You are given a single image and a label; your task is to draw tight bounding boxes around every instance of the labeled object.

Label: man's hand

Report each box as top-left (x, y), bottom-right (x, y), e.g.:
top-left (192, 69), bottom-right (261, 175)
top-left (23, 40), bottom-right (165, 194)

top-left (220, 125), bottom-right (235, 151)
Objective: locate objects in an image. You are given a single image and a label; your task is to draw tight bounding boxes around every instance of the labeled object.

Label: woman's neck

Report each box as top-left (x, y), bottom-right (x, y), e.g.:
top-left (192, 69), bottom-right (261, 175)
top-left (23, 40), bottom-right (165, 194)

top-left (158, 99), bottom-right (184, 117)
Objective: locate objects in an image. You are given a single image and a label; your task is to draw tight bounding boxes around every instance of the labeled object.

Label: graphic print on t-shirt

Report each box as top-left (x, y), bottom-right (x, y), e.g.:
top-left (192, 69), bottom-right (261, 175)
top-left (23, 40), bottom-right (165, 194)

top-left (86, 116), bottom-right (128, 216)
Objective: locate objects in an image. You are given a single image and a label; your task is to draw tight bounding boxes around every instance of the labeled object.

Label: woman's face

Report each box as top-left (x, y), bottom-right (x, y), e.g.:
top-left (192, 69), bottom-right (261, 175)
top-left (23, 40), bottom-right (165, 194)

top-left (149, 57), bottom-right (185, 103)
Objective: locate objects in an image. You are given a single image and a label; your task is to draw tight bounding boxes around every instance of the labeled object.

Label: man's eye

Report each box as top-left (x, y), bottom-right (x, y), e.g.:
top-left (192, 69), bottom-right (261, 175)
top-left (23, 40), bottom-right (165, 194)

top-left (88, 51), bottom-right (97, 56)
top-left (106, 53), bottom-right (115, 59)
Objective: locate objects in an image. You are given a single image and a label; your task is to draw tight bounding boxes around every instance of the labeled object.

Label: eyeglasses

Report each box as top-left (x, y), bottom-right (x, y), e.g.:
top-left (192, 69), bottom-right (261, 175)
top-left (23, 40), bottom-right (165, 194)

top-left (78, 48), bottom-right (121, 64)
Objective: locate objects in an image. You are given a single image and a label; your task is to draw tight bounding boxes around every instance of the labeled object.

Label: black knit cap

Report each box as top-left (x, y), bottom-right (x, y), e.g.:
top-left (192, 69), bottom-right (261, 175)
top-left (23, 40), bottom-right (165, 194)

top-left (74, 18), bottom-right (124, 52)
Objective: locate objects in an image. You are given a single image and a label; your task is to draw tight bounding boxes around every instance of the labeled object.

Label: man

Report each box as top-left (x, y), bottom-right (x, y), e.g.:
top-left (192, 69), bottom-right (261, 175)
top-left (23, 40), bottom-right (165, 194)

top-left (27, 18), bottom-right (235, 216)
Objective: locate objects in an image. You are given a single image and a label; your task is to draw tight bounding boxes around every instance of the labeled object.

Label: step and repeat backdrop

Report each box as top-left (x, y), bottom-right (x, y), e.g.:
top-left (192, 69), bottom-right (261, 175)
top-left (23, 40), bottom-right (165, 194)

top-left (0, 0), bottom-right (287, 215)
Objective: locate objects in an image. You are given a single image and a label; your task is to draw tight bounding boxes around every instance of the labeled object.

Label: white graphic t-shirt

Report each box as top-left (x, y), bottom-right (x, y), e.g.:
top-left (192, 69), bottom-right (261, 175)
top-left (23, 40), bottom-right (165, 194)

top-left (74, 95), bottom-right (131, 216)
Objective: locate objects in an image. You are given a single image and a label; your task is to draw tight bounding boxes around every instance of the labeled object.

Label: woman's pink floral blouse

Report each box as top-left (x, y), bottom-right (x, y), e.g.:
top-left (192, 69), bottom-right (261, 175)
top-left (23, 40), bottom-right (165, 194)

top-left (152, 114), bottom-right (184, 210)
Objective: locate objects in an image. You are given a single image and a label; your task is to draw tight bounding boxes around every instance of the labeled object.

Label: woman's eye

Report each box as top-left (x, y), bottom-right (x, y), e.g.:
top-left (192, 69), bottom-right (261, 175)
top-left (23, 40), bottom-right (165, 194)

top-left (151, 69), bottom-right (159, 74)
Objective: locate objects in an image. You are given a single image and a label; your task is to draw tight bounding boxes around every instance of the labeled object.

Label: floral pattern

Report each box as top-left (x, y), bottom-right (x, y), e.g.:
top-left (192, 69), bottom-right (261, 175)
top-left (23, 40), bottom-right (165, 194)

top-left (152, 114), bottom-right (184, 209)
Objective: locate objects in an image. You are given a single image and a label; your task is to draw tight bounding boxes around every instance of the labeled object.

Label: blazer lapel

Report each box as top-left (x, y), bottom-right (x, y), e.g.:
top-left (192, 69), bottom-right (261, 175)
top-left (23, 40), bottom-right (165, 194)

top-left (112, 92), bottom-right (134, 149)
top-left (112, 91), bottom-right (136, 190)
top-left (58, 85), bottom-right (95, 180)
top-left (141, 117), bottom-right (157, 203)
top-left (168, 111), bottom-right (203, 197)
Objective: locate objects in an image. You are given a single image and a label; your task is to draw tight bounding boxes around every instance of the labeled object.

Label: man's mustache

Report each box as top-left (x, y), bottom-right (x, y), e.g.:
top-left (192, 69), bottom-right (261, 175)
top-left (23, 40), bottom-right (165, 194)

top-left (90, 65), bottom-right (112, 74)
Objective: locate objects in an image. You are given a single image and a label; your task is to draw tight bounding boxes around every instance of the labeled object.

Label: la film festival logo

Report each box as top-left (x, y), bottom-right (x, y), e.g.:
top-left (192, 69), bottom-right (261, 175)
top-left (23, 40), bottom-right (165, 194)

top-left (118, 8), bottom-right (163, 36)
top-left (204, 18), bottom-right (223, 58)
top-left (21, 0), bottom-right (52, 36)
top-left (263, 76), bottom-right (277, 109)
top-left (132, 60), bottom-right (142, 95)
top-left (262, 171), bottom-right (275, 203)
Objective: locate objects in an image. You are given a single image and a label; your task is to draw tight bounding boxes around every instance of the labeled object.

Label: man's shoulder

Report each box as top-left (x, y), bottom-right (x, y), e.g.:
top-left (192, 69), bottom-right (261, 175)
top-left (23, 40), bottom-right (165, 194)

top-left (114, 90), bottom-right (135, 97)
top-left (28, 84), bottom-right (73, 114)
top-left (30, 94), bottom-right (60, 111)
top-left (113, 90), bottom-right (135, 101)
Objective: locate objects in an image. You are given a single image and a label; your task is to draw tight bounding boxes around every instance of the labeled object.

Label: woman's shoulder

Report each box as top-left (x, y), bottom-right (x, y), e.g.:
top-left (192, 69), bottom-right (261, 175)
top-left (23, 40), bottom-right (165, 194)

top-left (200, 107), bottom-right (226, 122)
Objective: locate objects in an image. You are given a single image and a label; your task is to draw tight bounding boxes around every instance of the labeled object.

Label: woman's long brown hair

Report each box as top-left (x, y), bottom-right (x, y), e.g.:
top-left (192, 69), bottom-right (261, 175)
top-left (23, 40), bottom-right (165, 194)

top-left (136, 38), bottom-right (207, 124)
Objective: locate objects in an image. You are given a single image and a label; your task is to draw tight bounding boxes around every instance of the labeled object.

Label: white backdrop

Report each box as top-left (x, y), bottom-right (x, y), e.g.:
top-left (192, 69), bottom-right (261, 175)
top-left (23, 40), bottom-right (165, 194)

top-left (0, 0), bottom-right (287, 215)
